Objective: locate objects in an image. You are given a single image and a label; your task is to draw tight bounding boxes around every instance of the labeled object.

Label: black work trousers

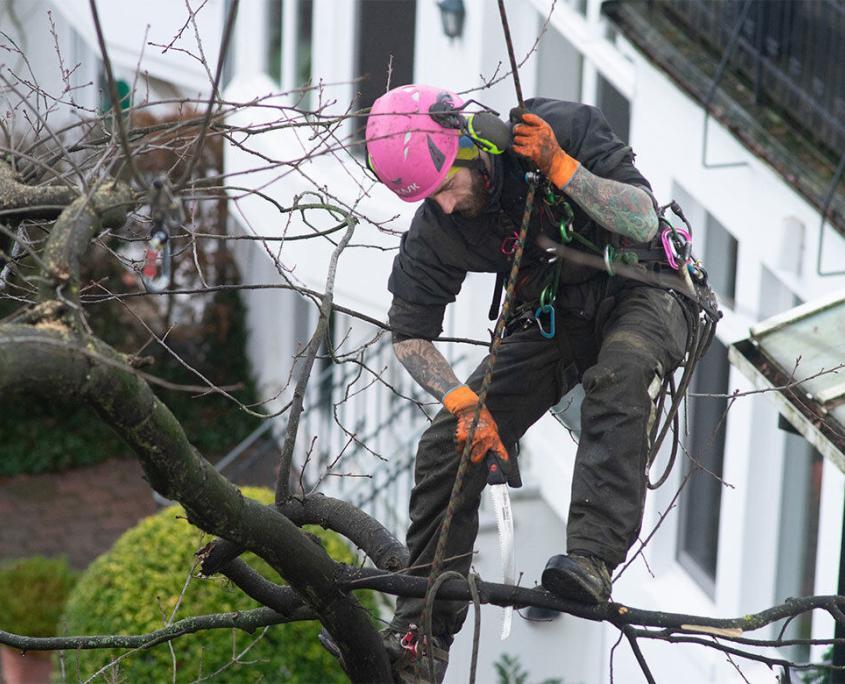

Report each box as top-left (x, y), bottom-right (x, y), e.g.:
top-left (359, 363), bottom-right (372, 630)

top-left (392, 282), bottom-right (689, 638)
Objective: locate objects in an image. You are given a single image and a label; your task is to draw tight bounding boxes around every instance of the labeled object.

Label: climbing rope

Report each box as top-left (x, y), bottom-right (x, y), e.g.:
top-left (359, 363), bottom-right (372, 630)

top-left (419, 173), bottom-right (538, 640)
top-left (418, 0), bottom-right (533, 645)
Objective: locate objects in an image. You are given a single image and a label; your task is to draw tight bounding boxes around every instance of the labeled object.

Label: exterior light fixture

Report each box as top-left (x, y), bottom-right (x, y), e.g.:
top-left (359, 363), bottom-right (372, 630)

top-left (437, 0), bottom-right (465, 40)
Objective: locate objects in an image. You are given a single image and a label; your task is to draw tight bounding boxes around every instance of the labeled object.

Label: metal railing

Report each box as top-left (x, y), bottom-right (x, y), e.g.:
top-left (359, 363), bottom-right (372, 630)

top-left (193, 331), bottom-right (451, 539)
top-left (661, 0), bottom-right (845, 157)
top-left (293, 333), bottom-right (438, 538)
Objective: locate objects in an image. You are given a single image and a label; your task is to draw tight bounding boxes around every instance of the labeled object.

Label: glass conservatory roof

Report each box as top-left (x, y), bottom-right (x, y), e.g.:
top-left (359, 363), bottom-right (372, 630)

top-left (730, 290), bottom-right (845, 471)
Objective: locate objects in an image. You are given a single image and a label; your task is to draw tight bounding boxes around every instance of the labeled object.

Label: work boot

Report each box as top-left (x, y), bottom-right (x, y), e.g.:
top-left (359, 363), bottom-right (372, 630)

top-left (541, 553), bottom-right (612, 604)
top-left (382, 626), bottom-right (450, 683)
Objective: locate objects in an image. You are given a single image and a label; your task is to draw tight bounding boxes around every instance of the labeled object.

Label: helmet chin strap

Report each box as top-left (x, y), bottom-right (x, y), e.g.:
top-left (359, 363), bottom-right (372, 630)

top-left (451, 153), bottom-right (492, 190)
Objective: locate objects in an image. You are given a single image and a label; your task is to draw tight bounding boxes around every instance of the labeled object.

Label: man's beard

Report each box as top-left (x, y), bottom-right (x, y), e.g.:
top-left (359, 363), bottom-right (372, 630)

top-left (456, 168), bottom-right (489, 219)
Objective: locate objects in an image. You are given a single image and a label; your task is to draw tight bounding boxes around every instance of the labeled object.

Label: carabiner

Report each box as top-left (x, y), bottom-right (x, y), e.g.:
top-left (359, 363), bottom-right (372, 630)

top-left (660, 225), bottom-right (692, 270)
top-left (559, 218), bottom-right (574, 244)
top-left (535, 303), bottom-right (555, 339)
top-left (603, 244), bottom-right (617, 276)
top-left (141, 227), bottom-right (172, 292)
top-left (539, 283), bottom-right (554, 309)
top-left (500, 231), bottom-right (520, 256)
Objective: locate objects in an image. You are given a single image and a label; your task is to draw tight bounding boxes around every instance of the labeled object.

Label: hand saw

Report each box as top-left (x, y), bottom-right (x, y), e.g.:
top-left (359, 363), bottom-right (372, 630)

top-left (485, 452), bottom-right (514, 639)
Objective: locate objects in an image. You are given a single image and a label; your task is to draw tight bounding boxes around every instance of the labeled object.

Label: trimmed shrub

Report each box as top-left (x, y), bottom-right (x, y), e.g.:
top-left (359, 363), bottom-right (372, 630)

top-left (62, 487), bottom-right (375, 682)
top-left (0, 556), bottom-right (77, 637)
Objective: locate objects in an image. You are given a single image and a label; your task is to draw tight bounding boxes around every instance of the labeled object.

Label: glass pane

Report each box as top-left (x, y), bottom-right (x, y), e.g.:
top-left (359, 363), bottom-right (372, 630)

top-left (267, 0), bottom-right (283, 84)
top-left (536, 23), bottom-right (583, 103)
top-left (774, 438), bottom-right (822, 664)
top-left (703, 213), bottom-right (738, 304)
top-left (596, 73), bottom-right (630, 144)
top-left (678, 338), bottom-right (730, 593)
top-left (296, 0), bottom-right (313, 107)
top-left (354, 1), bottom-right (416, 148)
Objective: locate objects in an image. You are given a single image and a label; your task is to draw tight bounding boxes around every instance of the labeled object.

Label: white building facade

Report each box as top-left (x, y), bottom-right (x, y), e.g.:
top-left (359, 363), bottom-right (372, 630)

top-left (220, 2), bottom-right (845, 683)
top-left (6, 1), bottom-right (844, 681)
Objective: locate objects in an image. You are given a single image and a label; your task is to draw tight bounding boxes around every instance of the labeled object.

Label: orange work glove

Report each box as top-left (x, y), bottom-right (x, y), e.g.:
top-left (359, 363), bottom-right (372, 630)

top-left (511, 112), bottom-right (580, 189)
top-left (442, 385), bottom-right (510, 464)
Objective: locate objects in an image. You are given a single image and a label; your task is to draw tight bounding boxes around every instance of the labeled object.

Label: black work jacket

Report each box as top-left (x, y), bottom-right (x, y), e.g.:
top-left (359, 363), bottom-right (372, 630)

top-left (388, 98), bottom-right (653, 341)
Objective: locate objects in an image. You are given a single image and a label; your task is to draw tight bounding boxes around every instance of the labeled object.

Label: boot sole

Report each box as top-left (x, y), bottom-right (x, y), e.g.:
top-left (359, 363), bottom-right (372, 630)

top-left (541, 555), bottom-right (608, 604)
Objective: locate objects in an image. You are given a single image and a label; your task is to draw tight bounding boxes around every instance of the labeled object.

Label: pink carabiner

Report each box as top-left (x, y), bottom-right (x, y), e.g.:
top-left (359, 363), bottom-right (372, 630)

top-left (660, 226), bottom-right (692, 270)
top-left (400, 630), bottom-right (420, 658)
top-left (500, 231), bottom-right (520, 256)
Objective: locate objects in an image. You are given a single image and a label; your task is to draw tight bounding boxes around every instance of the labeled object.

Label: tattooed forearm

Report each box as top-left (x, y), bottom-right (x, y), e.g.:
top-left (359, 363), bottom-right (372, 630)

top-left (564, 165), bottom-right (658, 242)
top-left (393, 338), bottom-right (461, 402)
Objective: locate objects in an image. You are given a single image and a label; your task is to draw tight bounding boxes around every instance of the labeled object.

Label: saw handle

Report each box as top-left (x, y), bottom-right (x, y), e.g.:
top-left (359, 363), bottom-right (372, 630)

top-left (485, 452), bottom-right (508, 486)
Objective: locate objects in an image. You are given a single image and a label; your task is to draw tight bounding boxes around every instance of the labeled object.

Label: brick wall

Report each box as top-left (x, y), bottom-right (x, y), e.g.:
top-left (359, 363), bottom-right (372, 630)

top-left (0, 458), bottom-right (157, 570)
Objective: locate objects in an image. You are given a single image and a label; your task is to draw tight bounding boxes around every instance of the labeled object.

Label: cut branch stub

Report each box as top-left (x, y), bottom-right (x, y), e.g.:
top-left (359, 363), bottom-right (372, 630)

top-left (39, 181), bottom-right (133, 305)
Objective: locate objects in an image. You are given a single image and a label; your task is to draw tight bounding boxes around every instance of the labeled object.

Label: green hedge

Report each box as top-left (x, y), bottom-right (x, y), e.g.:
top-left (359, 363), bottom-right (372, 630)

top-left (62, 487), bottom-right (375, 683)
top-left (0, 556), bottom-right (77, 637)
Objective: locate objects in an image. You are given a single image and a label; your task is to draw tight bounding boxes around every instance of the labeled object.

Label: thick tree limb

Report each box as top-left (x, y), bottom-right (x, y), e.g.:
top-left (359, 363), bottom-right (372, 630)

top-left (338, 566), bottom-right (845, 635)
top-left (216, 558), bottom-right (317, 620)
top-left (0, 161), bottom-right (77, 221)
top-left (200, 493), bottom-right (409, 576)
top-left (0, 323), bottom-right (391, 683)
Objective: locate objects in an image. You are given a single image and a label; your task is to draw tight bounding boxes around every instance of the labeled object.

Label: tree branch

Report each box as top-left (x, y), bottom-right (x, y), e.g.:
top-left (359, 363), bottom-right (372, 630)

top-left (0, 322), bottom-right (391, 683)
top-left (0, 161), bottom-right (77, 221)
top-left (0, 606), bottom-right (307, 652)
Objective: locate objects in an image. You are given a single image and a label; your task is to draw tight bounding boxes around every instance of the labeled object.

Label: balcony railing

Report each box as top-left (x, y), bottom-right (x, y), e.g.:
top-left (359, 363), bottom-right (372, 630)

top-left (200, 330), bottom-right (444, 539)
top-left (661, 0), bottom-right (845, 158)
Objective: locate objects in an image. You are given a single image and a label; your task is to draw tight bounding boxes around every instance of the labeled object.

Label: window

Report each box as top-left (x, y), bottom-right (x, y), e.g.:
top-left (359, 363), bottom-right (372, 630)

top-left (595, 73), bottom-right (630, 144)
top-left (671, 187), bottom-right (738, 594)
top-left (535, 24), bottom-right (582, 103)
top-left (756, 267), bottom-right (818, 663)
top-left (266, 0), bottom-right (283, 84)
top-left (265, 0), bottom-right (312, 107)
top-left (702, 212), bottom-right (738, 304)
top-left (671, 183), bottom-right (738, 308)
top-left (774, 436), bottom-right (822, 663)
top-left (295, 0), bottom-right (313, 105)
top-left (354, 0), bottom-right (416, 147)
top-left (677, 338), bottom-right (731, 595)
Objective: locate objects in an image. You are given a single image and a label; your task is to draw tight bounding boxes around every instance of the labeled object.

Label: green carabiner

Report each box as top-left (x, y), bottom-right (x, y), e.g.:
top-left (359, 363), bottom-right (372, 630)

top-left (559, 218), bottom-right (574, 244)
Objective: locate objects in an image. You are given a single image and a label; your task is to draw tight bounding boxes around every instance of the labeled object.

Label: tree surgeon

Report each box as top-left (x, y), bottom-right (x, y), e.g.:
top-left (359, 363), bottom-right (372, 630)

top-left (365, 84), bottom-right (692, 683)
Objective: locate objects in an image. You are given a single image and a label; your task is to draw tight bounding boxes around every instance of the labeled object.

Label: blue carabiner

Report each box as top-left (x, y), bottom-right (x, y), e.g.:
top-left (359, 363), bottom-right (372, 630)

top-left (535, 303), bottom-right (555, 339)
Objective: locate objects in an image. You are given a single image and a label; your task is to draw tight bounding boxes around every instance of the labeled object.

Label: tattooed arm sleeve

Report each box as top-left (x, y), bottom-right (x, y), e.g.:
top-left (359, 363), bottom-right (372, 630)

top-left (393, 338), bottom-right (461, 402)
top-left (564, 164), bottom-right (659, 243)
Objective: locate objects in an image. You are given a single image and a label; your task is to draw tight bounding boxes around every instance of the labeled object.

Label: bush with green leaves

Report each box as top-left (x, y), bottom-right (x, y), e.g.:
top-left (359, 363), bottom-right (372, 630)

top-left (0, 556), bottom-right (77, 637)
top-left (62, 487), bottom-right (376, 683)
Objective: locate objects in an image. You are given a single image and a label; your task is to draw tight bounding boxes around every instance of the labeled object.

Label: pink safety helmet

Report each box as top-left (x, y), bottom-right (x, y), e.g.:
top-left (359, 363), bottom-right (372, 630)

top-left (366, 84), bottom-right (464, 202)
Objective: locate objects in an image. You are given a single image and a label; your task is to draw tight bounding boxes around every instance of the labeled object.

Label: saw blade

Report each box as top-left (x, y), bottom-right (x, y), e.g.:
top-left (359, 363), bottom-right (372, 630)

top-left (488, 482), bottom-right (514, 640)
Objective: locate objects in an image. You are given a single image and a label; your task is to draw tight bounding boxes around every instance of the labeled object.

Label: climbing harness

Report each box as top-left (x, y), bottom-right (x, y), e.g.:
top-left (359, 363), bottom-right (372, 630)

top-left (532, 197), bottom-right (721, 491)
top-left (642, 201), bottom-right (721, 488)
